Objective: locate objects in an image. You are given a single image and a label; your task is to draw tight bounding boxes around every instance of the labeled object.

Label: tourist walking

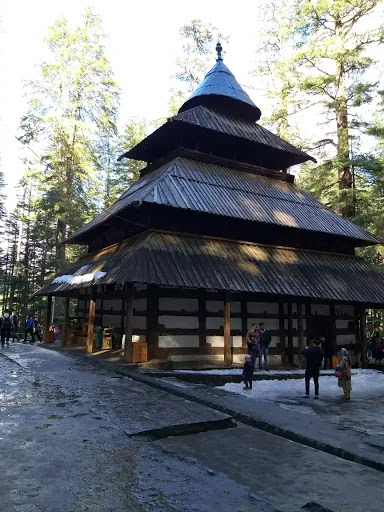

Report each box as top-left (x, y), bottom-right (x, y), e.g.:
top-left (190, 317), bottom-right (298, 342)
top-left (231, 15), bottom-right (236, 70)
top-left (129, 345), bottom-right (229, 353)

top-left (246, 323), bottom-right (260, 365)
top-left (0, 315), bottom-right (4, 349)
top-left (23, 314), bottom-right (36, 344)
top-left (1, 312), bottom-right (12, 347)
top-left (336, 348), bottom-right (352, 401)
top-left (302, 339), bottom-right (323, 399)
top-left (259, 322), bottom-right (271, 371)
top-left (242, 354), bottom-right (254, 390)
top-left (374, 338), bottom-right (384, 362)
top-left (34, 317), bottom-right (43, 343)
top-left (320, 336), bottom-right (333, 369)
top-left (10, 312), bottom-right (19, 342)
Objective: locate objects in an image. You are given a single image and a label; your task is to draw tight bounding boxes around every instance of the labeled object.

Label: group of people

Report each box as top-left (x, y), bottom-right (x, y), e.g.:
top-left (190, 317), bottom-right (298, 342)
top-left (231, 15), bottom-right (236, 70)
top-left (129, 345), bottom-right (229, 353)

top-left (0, 312), bottom-right (43, 348)
top-left (302, 338), bottom-right (352, 401)
top-left (0, 312), bottom-right (19, 348)
top-left (242, 323), bottom-right (272, 389)
top-left (246, 323), bottom-right (272, 369)
top-left (242, 325), bottom-right (353, 400)
top-left (367, 331), bottom-right (384, 362)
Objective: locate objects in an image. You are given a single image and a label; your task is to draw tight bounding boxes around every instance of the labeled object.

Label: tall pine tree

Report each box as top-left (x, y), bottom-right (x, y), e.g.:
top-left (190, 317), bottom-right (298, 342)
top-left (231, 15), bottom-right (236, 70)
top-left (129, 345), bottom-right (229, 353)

top-left (169, 20), bottom-right (228, 115)
top-left (18, 9), bottom-right (120, 271)
top-left (293, 0), bottom-right (384, 217)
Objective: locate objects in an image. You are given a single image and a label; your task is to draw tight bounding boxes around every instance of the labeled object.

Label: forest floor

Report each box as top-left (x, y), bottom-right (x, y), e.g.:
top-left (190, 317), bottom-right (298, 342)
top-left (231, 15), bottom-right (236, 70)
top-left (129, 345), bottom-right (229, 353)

top-left (1, 343), bottom-right (384, 512)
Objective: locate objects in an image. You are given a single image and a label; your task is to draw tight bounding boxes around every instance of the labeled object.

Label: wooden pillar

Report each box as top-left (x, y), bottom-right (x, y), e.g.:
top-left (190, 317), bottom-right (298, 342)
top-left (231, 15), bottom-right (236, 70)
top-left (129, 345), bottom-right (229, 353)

top-left (146, 285), bottom-right (159, 355)
top-left (86, 293), bottom-right (96, 354)
top-left (120, 298), bottom-right (125, 348)
top-left (45, 295), bottom-right (53, 332)
top-left (76, 291), bottom-right (80, 324)
top-left (287, 302), bottom-right (294, 364)
top-left (198, 290), bottom-right (206, 350)
top-left (224, 293), bottom-right (232, 366)
top-left (278, 302), bottom-right (285, 359)
top-left (241, 298), bottom-right (248, 349)
top-left (62, 297), bottom-right (70, 346)
top-left (297, 302), bottom-right (304, 350)
top-left (360, 305), bottom-right (367, 368)
top-left (124, 283), bottom-right (134, 363)
top-left (100, 295), bottom-right (104, 327)
top-left (330, 304), bottom-right (337, 358)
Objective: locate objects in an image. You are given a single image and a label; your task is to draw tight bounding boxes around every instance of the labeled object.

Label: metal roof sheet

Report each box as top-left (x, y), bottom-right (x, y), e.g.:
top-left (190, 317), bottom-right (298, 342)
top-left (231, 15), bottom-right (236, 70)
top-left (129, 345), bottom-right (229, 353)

top-left (66, 156), bottom-right (378, 245)
top-left (179, 60), bottom-right (261, 121)
top-left (37, 231), bottom-right (384, 304)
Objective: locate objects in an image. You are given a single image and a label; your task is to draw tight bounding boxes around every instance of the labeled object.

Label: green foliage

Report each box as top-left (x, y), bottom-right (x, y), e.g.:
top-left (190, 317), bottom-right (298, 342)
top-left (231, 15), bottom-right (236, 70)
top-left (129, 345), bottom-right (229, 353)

top-left (257, 0), bottom-right (384, 218)
top-left (18, 9), bottom-right (120, 264)
top-left (99, 118), bottom-right (147, 207)
top-left (254, 0), bottom-right (304, 143)
top-left (169, 19), bottom-right (228, 115)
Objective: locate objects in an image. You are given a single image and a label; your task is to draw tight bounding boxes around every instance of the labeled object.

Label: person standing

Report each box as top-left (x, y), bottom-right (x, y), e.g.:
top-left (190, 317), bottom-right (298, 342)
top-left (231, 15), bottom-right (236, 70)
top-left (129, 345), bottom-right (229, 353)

top-left (336, 348), bottom-right (352, 401)
top-left (23, 314), bottom-right (36, 344)
top-left (246, 323), bottom-right (260, 365)
top-left (321, 337), bottom-right (333, 369)
top-left (1, 312), bottom-right (12, 347)
top-left (0, 315), bottom-right (3, 349)
top-left (259, 322), bottom-right (271, 371)
top-left (34, 317), bottom-right (42, 343)
top-left (242, 354), bottom-right (254, 390)
top-left (302, 339), bottom-right (323, 399)
top-left (10, 312), bottom-right (19, 342)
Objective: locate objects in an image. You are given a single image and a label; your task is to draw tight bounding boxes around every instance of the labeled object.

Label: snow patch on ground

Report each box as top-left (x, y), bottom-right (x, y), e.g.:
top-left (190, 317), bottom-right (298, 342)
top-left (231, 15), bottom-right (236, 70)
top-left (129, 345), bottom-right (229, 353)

top-left (222, 370), bottom-right (384, 400)
top-left (173, 369), bottom-right (336, 376)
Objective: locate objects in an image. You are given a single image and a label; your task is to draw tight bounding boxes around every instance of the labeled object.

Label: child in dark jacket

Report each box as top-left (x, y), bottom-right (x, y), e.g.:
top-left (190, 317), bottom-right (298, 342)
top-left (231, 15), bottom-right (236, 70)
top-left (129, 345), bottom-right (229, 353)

top-left (242, 354), bottom-right (254, 390)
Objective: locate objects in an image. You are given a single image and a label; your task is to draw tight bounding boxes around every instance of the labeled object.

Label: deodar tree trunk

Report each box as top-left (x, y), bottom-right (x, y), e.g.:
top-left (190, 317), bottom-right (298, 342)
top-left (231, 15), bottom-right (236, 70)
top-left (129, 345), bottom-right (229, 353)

top-left (56, 217), bottom-right (66, 274)
top-left (335, 20), bottom-right (354, 218)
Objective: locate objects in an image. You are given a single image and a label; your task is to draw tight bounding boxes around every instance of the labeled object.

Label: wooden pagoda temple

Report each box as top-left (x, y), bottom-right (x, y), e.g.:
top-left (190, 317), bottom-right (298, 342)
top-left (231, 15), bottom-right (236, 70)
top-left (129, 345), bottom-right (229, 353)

top-left (37, 43), bottom-right (384, 366)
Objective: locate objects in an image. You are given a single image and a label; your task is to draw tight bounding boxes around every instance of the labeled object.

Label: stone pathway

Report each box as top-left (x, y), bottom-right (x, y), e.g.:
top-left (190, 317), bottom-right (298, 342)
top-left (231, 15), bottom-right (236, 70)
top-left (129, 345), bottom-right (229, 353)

top-left (3, 343), bottom-right (384, 512)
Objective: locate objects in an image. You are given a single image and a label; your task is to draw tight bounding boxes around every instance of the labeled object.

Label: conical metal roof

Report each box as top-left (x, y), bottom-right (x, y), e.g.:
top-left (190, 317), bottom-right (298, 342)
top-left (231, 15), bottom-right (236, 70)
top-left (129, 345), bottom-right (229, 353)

top-left (179, 43), bottom-right (261, 121)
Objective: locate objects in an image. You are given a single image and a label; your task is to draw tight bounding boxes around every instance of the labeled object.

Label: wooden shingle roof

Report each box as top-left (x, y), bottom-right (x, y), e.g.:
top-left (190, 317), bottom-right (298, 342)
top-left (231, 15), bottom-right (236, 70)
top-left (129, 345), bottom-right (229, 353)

top-left (66, 156), bottom-right (378, 245)
top-left (178, 57), bottom-right (261, 121)
top-left (37, 230), bottom-right (384, 305)
top-left (121, 106), bottom-right (314, 168)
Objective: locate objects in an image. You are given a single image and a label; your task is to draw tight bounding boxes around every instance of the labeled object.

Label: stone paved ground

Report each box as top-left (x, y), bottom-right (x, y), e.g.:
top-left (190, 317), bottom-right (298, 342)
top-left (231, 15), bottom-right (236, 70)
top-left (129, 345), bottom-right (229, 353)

top-left (151, 375), bottom-right (384, 471)
top-left (1, 343), bottom-right (384, 512)
top-left (0, 344), bottom-right (272, 512)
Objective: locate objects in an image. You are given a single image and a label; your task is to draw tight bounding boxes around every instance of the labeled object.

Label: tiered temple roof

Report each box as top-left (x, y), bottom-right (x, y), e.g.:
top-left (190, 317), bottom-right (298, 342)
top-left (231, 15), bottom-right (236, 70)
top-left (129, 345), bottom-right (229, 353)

top-left (39, 230), bottom-right (384, 304)
top-left (66, 155), bottom-right (377, 246)
top-left (39, 44), bottom-right (384, 304)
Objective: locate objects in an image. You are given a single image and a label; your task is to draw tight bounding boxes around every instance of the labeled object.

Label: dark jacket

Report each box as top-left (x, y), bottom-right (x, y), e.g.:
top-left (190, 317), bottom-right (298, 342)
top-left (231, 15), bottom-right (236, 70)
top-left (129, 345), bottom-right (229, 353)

top-left (2, 316), bottom-right (11, 329)
top-left (321, 339), bottom-right (332, 356)
top-left (302, 346), bottom-right (323, 374)
top-left (242, 360), bottom-right (254, 377)
top-left (260, 329), bottom-right (272, 347)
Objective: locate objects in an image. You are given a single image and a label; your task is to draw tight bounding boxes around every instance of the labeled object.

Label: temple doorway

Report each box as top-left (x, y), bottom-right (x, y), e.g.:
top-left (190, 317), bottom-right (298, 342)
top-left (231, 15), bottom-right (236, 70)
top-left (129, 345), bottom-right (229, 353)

top-left (306, 315), bottom-right (332, 342)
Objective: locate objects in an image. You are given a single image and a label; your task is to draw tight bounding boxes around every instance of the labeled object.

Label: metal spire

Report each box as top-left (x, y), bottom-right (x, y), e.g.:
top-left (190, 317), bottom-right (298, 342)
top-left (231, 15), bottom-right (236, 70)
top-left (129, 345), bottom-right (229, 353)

top-left (216, 42), bottom-right (223, 61)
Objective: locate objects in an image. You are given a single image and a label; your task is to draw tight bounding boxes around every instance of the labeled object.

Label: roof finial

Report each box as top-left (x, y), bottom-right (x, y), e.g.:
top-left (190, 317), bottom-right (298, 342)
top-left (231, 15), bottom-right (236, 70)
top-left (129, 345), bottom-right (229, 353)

top-left (216, 42), bottom-right (223, 61)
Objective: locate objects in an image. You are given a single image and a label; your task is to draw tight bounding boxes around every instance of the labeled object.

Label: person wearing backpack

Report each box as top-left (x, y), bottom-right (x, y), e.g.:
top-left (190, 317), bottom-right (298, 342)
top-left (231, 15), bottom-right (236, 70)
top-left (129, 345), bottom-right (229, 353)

top-left (1, 312), bottom-right (12, 347)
